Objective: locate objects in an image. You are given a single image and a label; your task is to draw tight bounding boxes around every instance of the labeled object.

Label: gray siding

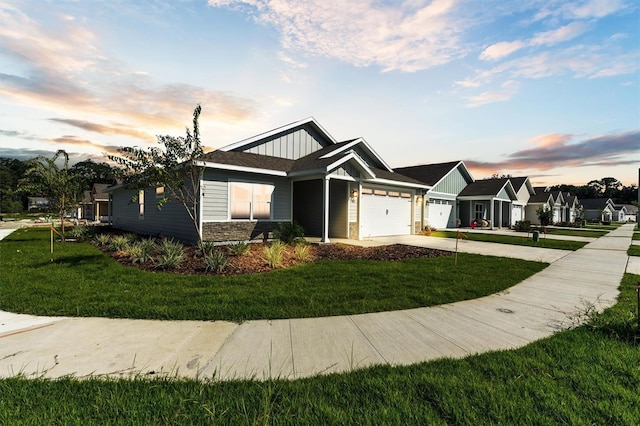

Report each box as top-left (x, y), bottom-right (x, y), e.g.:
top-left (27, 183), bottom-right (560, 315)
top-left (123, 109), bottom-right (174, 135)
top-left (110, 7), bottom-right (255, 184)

top-left (496, 187), bottom-right (510, 201)
top-left (352, 146), bottom-right (385, 170)
top-left (241, 127), bottom-right (329, 160)
top-left (432, 166), bottom-right (468, 195)
top-left (111, 187), bottom-right (198, 243)
top-left (201, 180), bottom-right (227, 221)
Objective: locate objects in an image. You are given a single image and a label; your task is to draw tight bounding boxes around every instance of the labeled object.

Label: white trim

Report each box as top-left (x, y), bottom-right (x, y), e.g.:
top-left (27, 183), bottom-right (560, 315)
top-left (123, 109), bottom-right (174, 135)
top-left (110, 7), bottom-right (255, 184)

top-left (198, 179), bottom-right (204, 241)
top-left (366, 178), bottom-right (430, 190)
top-left (319, 139), bottom-right (361, 159)
top-left (194, 161), bottom-right (288, 177)
top-left (218, 117), bottom-right (337, 152)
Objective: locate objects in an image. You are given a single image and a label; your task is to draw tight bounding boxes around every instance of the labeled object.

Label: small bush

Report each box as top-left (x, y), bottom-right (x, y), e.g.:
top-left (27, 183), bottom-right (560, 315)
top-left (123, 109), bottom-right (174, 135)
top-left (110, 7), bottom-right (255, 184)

top-left (228, 241), bottom-right (250, 256)
top-left (127, 239), bottom-right (156, 264)
top-left (514, 220), bottom-right (531, 231)
top-left (197, 240), bottom-right (216, 257)
top-left (263, 241), bottom-right (286, 268)
top-left (69, 226), bottom-right (88, 241)
top-left (204, 250), bottom-right (228, 274)
top-left (94, 233), bottom-right (111, 247)
top-left (294, 243), bottom-right (311, 261)
top-left (273, 222), bottom-right (305, 244)
top-left (110, 235), bottom-right (133, 252)
top-left (156, 238), bottom-right (184, 270)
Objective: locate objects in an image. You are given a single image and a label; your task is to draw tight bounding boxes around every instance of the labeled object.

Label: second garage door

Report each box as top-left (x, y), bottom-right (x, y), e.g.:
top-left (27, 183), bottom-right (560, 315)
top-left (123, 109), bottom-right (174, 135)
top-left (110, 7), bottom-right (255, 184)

top-left (360, 188), bottom-right (412, 237)
top-left (427, 199), bottom-right (455, 229)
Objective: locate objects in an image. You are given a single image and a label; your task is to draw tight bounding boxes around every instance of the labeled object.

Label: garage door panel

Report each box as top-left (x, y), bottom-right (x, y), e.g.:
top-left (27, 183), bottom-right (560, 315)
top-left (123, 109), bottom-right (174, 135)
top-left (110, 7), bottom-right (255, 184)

top-left (427, 202), bottom-right (453, 229)
top-left (361, 193), bottom-right (412, 237)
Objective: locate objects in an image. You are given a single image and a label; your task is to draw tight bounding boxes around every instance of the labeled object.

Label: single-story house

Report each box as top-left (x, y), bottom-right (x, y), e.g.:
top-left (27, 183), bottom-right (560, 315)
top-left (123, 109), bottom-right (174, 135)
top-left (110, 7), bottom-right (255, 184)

top-left (81, 183), bottom-right (110, 222)
top-left (619, 204), bottom-right (637, 222)
top-left (394, 161), bottom-right (474, 229)
top-left (508, 177), bottom-right (535, 226)
top-left (548, 190), bottom-right (565, 223)
top-left (524, 190), bottom-right (554, 225)
top-left (108, 118), bottom-right (428, 243)
top-left (580, 198), bottom-right (615, 222)
top-left (564, 193), bottom-right (581, 223)
top-left (612, 205), bottom-right (627, 222)
top-left (456, 178), bottom-right (517, 229)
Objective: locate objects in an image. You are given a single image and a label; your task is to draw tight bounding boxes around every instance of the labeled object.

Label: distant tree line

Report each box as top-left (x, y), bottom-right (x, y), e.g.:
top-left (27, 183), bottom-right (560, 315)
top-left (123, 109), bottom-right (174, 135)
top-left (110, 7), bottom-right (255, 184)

top-left (0, 156), bottom-right (118, 214)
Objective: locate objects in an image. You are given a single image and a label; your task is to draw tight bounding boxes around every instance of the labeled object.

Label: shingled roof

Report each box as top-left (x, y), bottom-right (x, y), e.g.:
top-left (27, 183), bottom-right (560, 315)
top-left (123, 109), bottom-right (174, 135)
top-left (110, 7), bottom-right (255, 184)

top-left (458, 178), bottom-right (513, 197)
top-left (394, 161), bottom-right (463, 186)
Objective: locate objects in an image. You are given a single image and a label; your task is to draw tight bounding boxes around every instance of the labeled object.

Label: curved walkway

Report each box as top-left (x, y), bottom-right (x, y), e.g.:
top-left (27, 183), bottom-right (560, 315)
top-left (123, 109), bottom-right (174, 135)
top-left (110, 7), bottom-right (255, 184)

top-left (0, 224), bottom-right (634, 381)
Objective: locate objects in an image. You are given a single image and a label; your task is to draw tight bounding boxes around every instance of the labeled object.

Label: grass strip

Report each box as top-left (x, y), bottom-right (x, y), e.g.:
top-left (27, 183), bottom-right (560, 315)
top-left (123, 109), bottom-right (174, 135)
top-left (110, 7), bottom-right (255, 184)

top-left (0, 228), bottom-right (546, 322)
top-left (628, 245), bottom-right (640, 257)
top-left (429, 230), bottom-right (587, 250)
top-left (2, 274), bottom-right (638, 425)
top-left (540, 228), bottom-right (607, 238)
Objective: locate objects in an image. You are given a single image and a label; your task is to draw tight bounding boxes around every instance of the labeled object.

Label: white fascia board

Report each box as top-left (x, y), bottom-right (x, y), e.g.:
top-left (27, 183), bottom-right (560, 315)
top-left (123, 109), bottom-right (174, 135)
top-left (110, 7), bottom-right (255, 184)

top-left (432, 161), bottom-right (473, 188)
top-left (357, 137), bottom-right (393, 172)
top-left (195, 161), bottom-right (288, 177)
top-left (318, 139), bottom-right (361, 159)
top-left (365, 178), bottom-right (430, 190)
top-left (426, 191), bottom-right (455, 200)
top-left (327, 152), bottom-right (376, 179)
top-left (218, 117), bottom-right (337, 151)
top-left (458, 161), bottom-right (475, 182)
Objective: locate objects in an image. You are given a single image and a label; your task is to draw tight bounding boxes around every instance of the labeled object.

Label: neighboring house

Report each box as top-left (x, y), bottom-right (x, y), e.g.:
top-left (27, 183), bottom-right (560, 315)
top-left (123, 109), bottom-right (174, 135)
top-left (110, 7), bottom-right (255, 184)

top-left (564, 192), bottom-right (581, 223)
top-left (549, 191), bottom-right (566, 223)
top-left (27, 196), bottom-right (50, 211)
top-left (394, 161), bottom-right (474, 229)
top-left (508, 177), bottom-right (535, 226)
top-left (619, 204), bottom-right (638, 222)
top-left (524, 190), bottom-right (554, 225)
top-left (81, 183), bottom-right (110, 222)
top-left (580, 198), bottom-right (615, 222)
top-left (108, 118), bottom-right (428, 243)
top-left (457, 178), bottom-right (517, 229)
top-left (612, 205), bottom-right (627, 222)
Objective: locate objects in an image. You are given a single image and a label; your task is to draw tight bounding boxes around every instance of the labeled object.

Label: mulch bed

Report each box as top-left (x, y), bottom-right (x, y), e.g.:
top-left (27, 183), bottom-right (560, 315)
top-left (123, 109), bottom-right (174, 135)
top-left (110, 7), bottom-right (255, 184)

top-left (102, 241), bottom-right (451, 276)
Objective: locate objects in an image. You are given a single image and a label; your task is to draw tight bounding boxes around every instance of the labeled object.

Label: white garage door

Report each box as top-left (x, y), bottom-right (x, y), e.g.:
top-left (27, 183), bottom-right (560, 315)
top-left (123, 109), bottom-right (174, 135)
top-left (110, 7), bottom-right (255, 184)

top-left (360, 189), bottom-right (412, 237)
top-left (511, 205), bottom-right (523, 226)
top-left (427, 199), bottom-right (454, 229)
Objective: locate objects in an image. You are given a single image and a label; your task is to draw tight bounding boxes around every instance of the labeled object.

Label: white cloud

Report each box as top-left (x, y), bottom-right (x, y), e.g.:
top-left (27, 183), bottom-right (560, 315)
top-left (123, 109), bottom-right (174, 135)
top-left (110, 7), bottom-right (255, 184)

top-left (479, 40), bottom-right (525, 61)
top-left (570, 0), bottom-right (626, 19)
top-left (208, 0), bottom-right (467, 72)
top-left (530, 22), bottom-right (588, 46)
top-left (466, 80), bottom-right (520, 107)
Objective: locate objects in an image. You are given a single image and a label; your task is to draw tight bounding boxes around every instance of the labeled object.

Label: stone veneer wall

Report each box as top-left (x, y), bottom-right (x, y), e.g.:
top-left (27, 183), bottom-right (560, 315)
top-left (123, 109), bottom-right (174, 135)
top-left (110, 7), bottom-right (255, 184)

top-left (202, 221), bottom-right (279, 242)
top-left (349, 221), bottom-right (359, 240)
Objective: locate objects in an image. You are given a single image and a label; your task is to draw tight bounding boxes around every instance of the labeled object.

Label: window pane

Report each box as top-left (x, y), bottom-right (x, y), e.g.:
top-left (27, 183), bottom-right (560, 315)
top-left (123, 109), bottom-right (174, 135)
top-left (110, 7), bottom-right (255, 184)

top-left (253, 184), bottom-right (274, 202)
top-left (231, 182), bottom-right (252, 201)
top-left (253, 202), bottom-right (271, 219)
top-left (231, 201), bottom-right (251, 219)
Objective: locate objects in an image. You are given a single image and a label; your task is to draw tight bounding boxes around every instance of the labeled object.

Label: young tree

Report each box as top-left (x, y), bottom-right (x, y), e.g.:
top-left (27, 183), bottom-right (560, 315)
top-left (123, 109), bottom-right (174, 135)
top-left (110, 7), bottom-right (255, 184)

top-left (109, 105), bottom-right (206, 242)
top-left (21, 150), bottom-right (83, 238)
top-left (536, 205), bottom-right (553, 226)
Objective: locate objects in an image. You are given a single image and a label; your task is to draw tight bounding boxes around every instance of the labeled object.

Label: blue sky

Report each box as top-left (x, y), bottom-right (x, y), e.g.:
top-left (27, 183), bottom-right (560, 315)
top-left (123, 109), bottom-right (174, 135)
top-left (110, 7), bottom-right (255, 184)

top-left (0, 0), bottom-right (638, 186)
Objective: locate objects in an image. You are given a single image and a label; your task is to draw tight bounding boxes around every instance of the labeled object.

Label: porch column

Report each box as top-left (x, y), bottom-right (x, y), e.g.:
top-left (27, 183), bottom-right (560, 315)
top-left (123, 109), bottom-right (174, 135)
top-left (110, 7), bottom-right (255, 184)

top-left (490, 199), bottom-right (495, 230)
top-left (322, 176), bottom-right (330, 243)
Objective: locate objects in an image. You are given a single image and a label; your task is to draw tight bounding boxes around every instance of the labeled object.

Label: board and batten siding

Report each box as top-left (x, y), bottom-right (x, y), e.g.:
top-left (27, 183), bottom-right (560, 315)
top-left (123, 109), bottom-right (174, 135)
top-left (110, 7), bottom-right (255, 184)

top-left (496, 187), bottom-right (511, 201)
top-left (111, 187), bottom-right (198, 242)
top-left (431, 166), bottom-right (468, 195)
top-left (201, 169), bottom-right (292, 222)
top-left (240, 127), bottom-right (329, 160)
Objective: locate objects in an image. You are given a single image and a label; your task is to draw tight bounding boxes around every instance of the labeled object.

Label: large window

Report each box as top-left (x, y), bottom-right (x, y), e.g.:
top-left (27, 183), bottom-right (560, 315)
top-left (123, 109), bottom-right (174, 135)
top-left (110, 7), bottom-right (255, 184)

top-left (230, 182), bottom-right (274, 220)
top-left (474, 203), bottom-right (483, 221)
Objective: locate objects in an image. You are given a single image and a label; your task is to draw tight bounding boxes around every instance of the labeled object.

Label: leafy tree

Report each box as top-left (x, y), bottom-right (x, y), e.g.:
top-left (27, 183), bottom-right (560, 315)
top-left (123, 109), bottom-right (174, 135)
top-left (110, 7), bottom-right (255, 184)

top-left (21, 150), bottom-right (83, 238)
top-left (0, 157), bottom-right (28, 213)
top-left (69, 159), bottom-right (117, 188)
top-left (109, 105), bottom-right (206, 242)
top-left (536, 205), bottom-right (553, 226)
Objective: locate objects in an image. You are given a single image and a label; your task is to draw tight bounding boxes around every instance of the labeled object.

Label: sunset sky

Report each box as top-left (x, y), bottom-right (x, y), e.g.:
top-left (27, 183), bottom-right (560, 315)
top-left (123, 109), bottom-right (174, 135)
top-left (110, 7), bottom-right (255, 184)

top-left (0, 0), bottom-right (638, 187)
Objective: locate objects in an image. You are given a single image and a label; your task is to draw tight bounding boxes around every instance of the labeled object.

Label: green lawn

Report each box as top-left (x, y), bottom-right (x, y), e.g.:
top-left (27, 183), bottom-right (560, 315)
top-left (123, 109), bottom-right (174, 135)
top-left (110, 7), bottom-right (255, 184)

top-left (2, 274), bottom-right (637, 425)
top-left (586, 223), bottom-right (623, 230)
top-left (429, 230), bottom-right (587, 250)
top-left (632, 232), bottom-right (640, 241)
top-left (628, 245), bottom-right (640, 257)
top-left (0, 228), bottom-right (546, 322)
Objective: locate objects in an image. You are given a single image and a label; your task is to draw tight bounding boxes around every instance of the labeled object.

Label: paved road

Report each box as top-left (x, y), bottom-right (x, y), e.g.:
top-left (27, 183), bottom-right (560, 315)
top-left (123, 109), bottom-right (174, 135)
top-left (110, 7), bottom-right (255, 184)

top-left (0, 223), bottom-right (635, 381)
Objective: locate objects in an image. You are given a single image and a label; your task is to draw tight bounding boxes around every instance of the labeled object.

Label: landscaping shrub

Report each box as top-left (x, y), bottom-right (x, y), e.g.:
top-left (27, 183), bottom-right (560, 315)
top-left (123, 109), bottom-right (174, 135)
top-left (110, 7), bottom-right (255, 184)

top-left (263, 241), bottom-right (285, 268)
top-left (228, 241), bottom-right (250, 256)
top-left (127, 238), bottom-right (156, 264)
top-left (204, 250), bottom-right (228, 273)
top-left (94, 233), bottom-right (111, 247)
top-left (294, 243), bottom-right (311, 261)
top-left (155, 238), bottom-right (184, 270)
top-left (197, 240), bottom-right (216, 257)
top-left (110, 235), bottom-right (134, 252)
top-left (273, 222), bottom-right (305, 244)
top-left (514, 220), bottom-right (530, 231)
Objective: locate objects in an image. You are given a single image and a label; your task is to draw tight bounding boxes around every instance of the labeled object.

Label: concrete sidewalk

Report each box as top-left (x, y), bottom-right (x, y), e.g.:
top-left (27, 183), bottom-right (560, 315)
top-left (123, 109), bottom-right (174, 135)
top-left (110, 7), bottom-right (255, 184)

top-left (0, 224), bottom-right (634, 381)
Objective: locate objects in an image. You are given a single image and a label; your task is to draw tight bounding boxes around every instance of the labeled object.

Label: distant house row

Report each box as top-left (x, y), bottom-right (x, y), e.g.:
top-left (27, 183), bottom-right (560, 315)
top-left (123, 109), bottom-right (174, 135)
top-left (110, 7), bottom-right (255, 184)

top-left (104, 118), bottom-right (637, 243)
